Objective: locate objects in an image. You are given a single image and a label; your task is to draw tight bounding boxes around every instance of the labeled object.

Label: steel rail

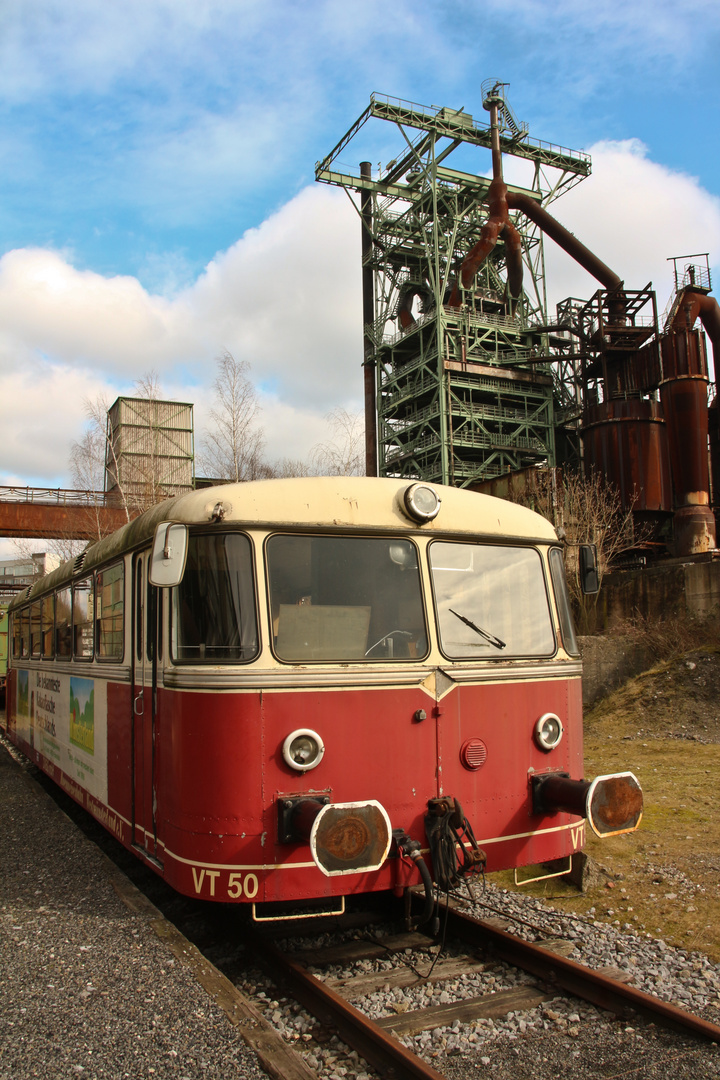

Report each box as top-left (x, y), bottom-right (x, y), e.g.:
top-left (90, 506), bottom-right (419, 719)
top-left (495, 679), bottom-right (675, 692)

top-left (240, 934), bottom-right (447, 1080)
top-left (439, 902), bottom-right (720, 1044)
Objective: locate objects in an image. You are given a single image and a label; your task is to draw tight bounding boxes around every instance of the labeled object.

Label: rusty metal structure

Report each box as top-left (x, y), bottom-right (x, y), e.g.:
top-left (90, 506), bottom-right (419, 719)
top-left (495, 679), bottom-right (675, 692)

top-left (0, 486), bottom-right (131, 540)
top-left (319, 87), bottom-right (720, 558)
top-left (551, 253), bottom-right (720, 555)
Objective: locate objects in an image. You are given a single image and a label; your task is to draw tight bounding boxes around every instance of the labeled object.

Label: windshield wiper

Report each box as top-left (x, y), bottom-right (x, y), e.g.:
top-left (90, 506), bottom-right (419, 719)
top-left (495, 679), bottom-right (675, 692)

top-left (449, 608), bottom-right (506, 650)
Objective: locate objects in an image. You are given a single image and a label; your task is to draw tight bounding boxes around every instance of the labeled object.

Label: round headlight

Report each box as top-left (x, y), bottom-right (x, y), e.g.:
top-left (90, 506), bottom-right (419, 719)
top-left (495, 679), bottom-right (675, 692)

top-left (403, 483), bottom-right (441, 523)
top-left (282, 729), bottom-right (325, 772)
top-left (534, 713), bottom-right (564, 752)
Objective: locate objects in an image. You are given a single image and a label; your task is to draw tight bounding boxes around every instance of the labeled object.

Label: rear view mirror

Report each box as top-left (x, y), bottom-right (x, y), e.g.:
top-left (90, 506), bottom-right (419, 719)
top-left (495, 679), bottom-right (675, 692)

top-left (149, 522), bottom-right (188, 587)
top-left (579, 544), bottom-right (599, 595)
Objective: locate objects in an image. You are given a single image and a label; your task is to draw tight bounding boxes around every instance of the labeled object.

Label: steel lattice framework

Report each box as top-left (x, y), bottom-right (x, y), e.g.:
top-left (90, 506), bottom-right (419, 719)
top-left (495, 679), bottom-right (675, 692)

top-left (316, 89), bottom-right (591, 485)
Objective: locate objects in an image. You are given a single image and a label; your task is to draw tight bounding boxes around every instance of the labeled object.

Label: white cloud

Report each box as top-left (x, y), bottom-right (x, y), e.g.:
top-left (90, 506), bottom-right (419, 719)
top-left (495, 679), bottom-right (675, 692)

top-left (0, 185), bottom-right (363, 486)
top-left (478, 0), bottom-right (720, 72)
top-left (1, 144), bottom-right (719, 492)
top-left (0, 1), bottom-right (267, 98)
top-left (541, 140), bottom-right (720, 312)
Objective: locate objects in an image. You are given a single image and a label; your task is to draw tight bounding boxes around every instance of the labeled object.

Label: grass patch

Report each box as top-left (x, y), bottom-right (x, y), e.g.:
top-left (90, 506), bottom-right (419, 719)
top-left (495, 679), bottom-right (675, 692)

top-left (489, 629), bottom-right (720, 964)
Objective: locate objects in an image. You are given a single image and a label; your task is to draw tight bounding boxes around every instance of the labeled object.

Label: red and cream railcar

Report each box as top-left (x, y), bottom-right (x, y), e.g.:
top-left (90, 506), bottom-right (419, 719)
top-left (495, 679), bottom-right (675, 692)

top-left (5, 477), bottom-right (641, 917)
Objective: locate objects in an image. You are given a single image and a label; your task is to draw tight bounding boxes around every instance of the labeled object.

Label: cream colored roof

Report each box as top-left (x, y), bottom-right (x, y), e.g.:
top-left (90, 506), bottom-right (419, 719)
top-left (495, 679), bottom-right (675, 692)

top-left (14, 477), bottom-right (558, 606)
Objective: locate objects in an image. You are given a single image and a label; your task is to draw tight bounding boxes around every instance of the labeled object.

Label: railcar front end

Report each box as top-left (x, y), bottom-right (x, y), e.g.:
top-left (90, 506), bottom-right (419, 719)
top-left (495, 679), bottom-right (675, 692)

top-left (5, 478), bottom-right (642, 916)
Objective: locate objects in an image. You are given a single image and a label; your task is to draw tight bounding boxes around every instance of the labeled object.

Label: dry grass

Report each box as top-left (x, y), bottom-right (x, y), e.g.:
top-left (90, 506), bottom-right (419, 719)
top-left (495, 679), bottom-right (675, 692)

top-left (490, 621), bottom-right (720, 963)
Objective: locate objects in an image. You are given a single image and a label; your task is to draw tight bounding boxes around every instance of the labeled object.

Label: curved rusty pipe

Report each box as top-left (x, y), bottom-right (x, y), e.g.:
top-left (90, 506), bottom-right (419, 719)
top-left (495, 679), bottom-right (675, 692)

top-left (449, 178), bottom-right (624, 313)
top-left (506, 190), bottom-right (622, 293)
top-left (448, 91), bottom-right (525, 310)
top-left (448, 178), bottom-right (525, 308)
top-left (671, 290), bottom-right (720, 394)
top-left (448, 178), bottom-right (505, 306)
top-left (503, 219), bottom-right (524, 303)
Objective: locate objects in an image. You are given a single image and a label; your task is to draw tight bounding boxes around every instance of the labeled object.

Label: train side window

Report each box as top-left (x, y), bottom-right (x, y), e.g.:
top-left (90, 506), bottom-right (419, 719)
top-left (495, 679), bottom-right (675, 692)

top-left (12, 609), bottom-right (23, 658)
top-left (96, 562), bottom-right (124, 660)
top-left (41, 595), bottom-right (55, 659)
top-left (30, 601), bottom-right (42, 657)
top-left (55, 587), bottom-right (72, 658)
top-left (549, 548), bottom-right (579, 657)
top-left (73, 576), bottom-right (94, 660)
top-left (20, 607), bottom-right (30, 658)
top-left (171, 532), bottom-right (258, 663)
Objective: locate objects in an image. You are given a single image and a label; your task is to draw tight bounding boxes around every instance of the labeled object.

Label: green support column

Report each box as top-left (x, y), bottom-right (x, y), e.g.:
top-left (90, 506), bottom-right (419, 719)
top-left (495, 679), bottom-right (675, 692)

top-left (317, 89), bottom-right (590, 488)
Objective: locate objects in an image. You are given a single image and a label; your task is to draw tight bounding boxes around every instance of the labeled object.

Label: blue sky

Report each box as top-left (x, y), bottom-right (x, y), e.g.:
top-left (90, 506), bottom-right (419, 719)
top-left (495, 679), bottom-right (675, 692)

top-left (1, 0), bottom-right (720, 504)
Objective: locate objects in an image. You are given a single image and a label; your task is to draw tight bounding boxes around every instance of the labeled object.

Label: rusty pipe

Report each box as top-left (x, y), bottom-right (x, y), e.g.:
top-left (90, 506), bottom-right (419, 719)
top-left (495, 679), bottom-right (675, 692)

top-left (451, 178), bottom-right (624, 311)
top-left (503, 219), bottom-right (524, 303)
top-left (531, 771), bottom-right (643, 837)
top-left (670, 288), bottom-right (720, 396)
top-left (487, 92), bottom-right (503, 182)
top-left (447, 91), bottom-right (525, 308)
top-left (506, 190), bottom-right (623, 293)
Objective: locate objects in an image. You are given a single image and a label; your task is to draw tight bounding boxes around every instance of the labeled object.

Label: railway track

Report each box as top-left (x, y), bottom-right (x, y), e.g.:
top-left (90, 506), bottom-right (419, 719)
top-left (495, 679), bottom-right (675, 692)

top-left (231, 898), bottom-right (720, 1080)
top-left (11, 745), bottom-right (720, 1080)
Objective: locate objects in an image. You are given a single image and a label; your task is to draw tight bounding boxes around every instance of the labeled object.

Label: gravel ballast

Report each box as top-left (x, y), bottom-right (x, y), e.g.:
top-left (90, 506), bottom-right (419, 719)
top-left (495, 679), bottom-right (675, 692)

top-left (0, 741), bottom-right (267, 1080)
top-left (255, 885), bottom-right (720, 1079)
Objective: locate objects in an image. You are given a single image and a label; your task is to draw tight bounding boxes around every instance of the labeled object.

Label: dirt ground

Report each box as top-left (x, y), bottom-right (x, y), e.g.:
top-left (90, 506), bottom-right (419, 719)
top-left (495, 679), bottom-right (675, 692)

top-left (495, 632), bottom-right (720, 964)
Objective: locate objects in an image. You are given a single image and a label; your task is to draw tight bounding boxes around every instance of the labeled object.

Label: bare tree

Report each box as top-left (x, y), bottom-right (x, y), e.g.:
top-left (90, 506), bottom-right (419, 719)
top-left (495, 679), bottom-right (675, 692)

top-left (558, 470), bottom-right (639, 609)
top-left (310, 408), bottom-right (364, 476)
top-left (134, 370), bottom-right (163, 401)
top-left (508, 467), bottom-right (643, 632)
top-left (200, 352), bottom-right (266, 482)
top-left (72, 393), bottom-right (132, 525)
top-left (120, 371), bottom-right (175, 511)
top-left (269, 458), bottom-right (315, 478)
top-left (11, 537), bottom-right (83, 572)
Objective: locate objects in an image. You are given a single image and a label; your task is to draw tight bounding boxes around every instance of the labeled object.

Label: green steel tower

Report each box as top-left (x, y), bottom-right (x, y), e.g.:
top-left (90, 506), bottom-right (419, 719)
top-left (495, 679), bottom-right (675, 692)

top-left (316, 84), bottom-right (590, 485)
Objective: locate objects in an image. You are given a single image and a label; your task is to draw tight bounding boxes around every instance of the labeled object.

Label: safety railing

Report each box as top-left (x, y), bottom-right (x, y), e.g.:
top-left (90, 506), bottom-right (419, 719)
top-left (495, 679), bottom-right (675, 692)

top-left (0, 486), bottom-right (121, 508)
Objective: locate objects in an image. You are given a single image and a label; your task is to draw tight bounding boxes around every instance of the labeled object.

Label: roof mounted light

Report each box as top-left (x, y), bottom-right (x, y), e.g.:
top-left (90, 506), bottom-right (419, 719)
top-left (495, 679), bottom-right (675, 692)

top-left (403, 483), bottom-right (441, 523)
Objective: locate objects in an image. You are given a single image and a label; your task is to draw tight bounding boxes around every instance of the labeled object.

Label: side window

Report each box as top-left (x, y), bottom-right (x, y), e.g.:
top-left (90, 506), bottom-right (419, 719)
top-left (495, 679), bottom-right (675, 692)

top-left (20, 608), bottom-right (29, 658)
top-left (12, 610), bottom-right (23, 658)
top-left (30, 601), bottom-right (42, 657)
top-left (55, 587), bottom-right (72, 658)
top-left (171, 532), bottom-right (258, 663)
top-left (96, 563), bottom-right (124, 660)
top-left (73, 577), bottom-right (94, 660)
top-left (549, 547), bottom-right (579, 657)
top-left (146, 560), bottom-right (162, 663)
top-left (41, 595), bottom-right (55, 659)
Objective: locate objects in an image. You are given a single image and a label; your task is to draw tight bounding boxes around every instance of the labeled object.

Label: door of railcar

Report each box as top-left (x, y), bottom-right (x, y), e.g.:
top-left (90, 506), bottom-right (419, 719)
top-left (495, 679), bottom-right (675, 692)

top-left (131, 550), bottom-right (162, 863)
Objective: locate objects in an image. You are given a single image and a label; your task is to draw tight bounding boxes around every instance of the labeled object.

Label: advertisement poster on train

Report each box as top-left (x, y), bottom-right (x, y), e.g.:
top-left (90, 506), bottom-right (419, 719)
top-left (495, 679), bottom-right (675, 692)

top-left (12, 671), bottom-right (108, 804)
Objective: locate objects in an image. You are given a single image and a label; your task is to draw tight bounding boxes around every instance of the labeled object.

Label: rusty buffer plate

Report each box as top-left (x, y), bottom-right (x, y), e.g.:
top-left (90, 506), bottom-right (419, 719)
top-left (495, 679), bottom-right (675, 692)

top-left (586, 772), bottom-right (643, 837)
top-left (310, 801), bottom-right (392, 876)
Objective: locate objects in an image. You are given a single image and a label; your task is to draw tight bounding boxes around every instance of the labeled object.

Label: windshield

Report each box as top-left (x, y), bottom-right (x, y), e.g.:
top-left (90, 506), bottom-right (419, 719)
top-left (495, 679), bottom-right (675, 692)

top-left (429, 541), bottom-right (555, 659)
top-left (266, 535), bottom-right (428, 662)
